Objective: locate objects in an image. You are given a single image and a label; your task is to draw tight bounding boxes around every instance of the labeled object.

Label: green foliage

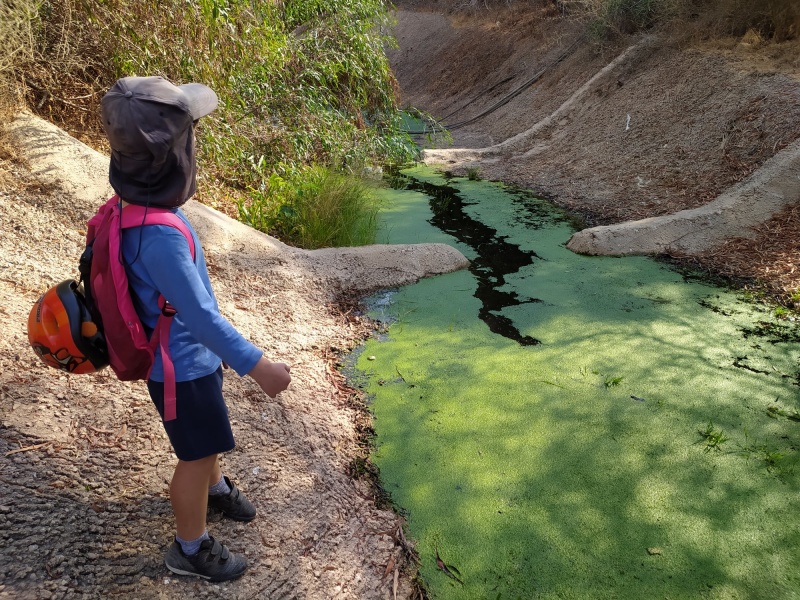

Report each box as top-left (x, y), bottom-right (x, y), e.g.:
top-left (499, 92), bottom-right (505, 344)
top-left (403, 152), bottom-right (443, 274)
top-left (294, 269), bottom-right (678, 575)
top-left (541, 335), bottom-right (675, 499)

top-left (95, 0), bottom-right (415, 185)
top-left (774, 306), bottom-right (790, 318)
top-left (238, 165), bottom-right (381, 249)
top-left (14, 0), bottom-right (417, 248)
top-left (761, 447), bottom-right (787, 472)
top-left (698, 421), bottom-right (729, 452)
top-left (743, 442), bottom-right (793, 475)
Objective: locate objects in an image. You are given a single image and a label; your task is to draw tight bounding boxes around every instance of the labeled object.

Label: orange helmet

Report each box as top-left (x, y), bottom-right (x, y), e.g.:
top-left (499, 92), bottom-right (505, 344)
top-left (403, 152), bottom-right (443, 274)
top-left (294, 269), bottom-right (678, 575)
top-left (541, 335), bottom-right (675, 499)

top-left (27, 280), bottom-right (108, 374)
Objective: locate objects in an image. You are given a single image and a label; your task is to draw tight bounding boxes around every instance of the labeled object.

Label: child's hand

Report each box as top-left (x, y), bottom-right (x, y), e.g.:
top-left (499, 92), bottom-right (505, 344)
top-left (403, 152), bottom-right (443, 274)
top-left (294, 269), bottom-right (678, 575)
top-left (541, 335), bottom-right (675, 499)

top-left (248, 356), bottom-right (292, 398)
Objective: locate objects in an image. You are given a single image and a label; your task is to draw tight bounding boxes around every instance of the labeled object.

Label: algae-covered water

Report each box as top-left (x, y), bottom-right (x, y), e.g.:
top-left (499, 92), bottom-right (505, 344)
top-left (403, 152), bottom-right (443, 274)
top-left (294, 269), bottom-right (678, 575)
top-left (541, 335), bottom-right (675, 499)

top-left (353, 166), bottom-right (800, 600)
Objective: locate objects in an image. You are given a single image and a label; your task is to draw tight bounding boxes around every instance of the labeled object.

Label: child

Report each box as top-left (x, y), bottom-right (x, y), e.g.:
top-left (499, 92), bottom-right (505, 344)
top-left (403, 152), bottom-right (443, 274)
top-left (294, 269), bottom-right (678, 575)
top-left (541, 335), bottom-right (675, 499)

top-left (100, 76), bottom-right (292, 582)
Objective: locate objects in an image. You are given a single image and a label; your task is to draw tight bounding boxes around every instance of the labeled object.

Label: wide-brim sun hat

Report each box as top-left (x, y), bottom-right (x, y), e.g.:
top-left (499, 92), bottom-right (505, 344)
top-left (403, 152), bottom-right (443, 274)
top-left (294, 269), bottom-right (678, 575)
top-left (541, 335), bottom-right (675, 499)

top-left (101, 76), bottom-right (219, 208)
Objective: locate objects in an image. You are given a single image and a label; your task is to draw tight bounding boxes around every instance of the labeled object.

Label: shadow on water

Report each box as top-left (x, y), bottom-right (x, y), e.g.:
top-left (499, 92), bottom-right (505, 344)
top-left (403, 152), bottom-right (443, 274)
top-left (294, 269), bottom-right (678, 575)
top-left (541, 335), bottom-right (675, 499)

top-left (354, 167), bottom-right (800, 600)
top-left (389, 171), bottom-right (548, 346)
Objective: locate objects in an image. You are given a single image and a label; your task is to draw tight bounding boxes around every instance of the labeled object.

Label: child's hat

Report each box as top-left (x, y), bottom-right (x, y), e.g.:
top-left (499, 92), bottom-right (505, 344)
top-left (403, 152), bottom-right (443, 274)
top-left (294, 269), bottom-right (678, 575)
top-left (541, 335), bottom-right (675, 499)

top-left (101, 76), bottom-right (218, 207)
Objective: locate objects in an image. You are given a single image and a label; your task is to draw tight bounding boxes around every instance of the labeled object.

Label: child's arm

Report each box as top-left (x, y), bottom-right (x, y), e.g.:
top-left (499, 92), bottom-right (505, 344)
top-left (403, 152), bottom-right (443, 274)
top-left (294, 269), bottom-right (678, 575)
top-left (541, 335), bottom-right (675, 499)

top-left (134, 225), bottom-right (284, 384)
top-left (247, 356), bottom-right (291, 398)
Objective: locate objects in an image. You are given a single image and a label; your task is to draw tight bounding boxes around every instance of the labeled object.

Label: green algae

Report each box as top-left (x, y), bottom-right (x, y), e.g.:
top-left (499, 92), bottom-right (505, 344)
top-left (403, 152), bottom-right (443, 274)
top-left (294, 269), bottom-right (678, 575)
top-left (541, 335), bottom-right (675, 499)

top-left (356, 166), bottom-right (800, 599)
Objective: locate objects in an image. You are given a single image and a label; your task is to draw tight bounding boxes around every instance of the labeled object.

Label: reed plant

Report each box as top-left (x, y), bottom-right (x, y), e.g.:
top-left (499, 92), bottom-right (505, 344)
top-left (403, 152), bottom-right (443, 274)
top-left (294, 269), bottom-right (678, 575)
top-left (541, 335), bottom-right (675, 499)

top-left (237, 165), bottom-right (381, 248)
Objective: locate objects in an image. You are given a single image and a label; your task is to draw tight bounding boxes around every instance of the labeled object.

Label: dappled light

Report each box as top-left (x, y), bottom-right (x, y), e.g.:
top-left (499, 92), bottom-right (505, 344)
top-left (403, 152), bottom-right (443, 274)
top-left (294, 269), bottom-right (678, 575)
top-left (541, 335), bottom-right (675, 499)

top-left (353, 167), bottom-right (800, 598)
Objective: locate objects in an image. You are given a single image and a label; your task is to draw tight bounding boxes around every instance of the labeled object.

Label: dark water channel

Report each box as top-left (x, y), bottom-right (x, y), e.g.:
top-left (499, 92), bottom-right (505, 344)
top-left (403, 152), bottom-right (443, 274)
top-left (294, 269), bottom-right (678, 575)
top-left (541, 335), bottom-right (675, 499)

top-left (353, 165), bottom-right (800, 600)
top-left (399, 175), bottom-right (543, 346)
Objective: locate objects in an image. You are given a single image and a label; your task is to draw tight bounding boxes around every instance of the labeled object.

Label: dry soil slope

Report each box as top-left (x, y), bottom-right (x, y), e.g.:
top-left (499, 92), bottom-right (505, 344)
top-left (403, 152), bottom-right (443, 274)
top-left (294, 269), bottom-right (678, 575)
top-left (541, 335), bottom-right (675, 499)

top-left (388, 3), bottom-right (800, 258)
top-left (0, 112), bottom-right (467, 600)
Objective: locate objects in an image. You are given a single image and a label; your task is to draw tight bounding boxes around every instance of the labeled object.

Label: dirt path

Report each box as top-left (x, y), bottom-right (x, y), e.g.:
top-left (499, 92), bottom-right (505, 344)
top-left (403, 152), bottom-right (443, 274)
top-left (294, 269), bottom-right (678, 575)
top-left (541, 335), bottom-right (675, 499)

top-left (0, 113), bottom-right (467, 600)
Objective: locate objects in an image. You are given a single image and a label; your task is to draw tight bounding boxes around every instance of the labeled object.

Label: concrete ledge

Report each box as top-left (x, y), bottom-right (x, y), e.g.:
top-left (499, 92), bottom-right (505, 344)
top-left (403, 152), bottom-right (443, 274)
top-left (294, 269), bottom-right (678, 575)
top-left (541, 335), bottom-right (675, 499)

top-left (566, 137), bottom-right (800, 256)
top-left (7, 111), bottom-right (469, 290)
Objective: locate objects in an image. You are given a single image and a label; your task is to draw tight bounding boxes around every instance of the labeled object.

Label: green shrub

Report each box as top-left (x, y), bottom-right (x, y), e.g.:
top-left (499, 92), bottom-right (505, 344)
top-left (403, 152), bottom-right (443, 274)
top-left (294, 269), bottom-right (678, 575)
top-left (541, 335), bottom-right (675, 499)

top-left (238, 165), bottom-right (381, 249)
top-left (91, 0), bottom-right (416, 185)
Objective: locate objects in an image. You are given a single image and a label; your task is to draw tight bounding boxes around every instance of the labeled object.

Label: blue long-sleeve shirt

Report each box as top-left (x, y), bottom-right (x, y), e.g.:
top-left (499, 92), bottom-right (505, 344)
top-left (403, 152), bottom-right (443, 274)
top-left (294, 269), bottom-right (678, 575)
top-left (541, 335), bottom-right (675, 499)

top-left (121, 208), bottom-right (262, 382)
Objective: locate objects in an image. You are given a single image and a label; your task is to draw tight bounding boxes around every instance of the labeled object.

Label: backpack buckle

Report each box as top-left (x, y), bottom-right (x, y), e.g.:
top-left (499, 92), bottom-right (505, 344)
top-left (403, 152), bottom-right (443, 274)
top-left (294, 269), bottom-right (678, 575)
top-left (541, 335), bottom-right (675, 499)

top-left (160, 301), bottom-right (177, 317)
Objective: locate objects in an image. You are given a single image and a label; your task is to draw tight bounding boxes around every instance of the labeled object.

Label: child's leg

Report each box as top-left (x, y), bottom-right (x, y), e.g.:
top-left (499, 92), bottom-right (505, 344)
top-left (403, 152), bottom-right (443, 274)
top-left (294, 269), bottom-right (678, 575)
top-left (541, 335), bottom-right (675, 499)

top-left (171, 454), bottom-right (218, 540)
top-left (152, 370), bottom-right (249, 581)
top-left (165, 453), bottom-right (247, 581)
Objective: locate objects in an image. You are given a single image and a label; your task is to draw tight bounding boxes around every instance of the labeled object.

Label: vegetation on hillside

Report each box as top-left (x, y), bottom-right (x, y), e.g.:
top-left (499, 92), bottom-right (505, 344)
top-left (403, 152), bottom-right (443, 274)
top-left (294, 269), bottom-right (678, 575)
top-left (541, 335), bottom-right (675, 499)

top-left (1, 0), bottom-right (798, 247)
top-left (448, 0), bottom-right (800, 40)
top-left (569, 0), bottom-right (800, 39)
top-left (1, 0), bottom-right (414, 247)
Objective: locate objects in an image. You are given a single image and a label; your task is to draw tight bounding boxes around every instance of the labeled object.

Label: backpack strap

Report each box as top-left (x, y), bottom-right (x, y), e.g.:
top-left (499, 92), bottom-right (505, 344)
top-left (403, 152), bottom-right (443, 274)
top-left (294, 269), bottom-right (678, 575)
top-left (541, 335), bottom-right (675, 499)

top-left (154, 307), bottom-right (178, 421)
top-left (119, 203), bottom-right (196, 258)
top-left (119, 200), bottom-right (196, 422)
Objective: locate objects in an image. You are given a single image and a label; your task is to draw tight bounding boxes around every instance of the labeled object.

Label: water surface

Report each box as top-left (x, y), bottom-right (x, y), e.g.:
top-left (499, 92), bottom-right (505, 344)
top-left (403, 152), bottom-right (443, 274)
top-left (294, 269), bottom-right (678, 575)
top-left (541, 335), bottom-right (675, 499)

top-left (354, 166), bottom-right (800, 599)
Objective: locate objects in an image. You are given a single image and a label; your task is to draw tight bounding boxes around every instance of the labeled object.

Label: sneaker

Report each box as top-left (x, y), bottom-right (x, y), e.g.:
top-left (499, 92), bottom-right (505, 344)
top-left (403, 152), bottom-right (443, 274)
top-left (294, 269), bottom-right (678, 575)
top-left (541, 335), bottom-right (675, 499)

top-left (207, 476), bottom-right (257, 522)
top-left (165, 536), bottom-right (247, 582)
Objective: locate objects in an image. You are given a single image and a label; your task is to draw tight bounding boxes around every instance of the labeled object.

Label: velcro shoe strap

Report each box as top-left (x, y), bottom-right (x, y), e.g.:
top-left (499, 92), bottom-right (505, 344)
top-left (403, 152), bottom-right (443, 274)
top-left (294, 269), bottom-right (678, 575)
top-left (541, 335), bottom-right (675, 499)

top-left (207, 539), bottom-right (229, 561)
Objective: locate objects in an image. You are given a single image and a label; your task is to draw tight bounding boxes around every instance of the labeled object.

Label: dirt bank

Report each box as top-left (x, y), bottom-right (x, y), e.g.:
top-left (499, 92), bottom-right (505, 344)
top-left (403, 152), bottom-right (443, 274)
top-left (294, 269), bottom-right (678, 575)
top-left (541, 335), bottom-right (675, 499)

top-left (1, 3), bottom-right (799, 599)
top-left (0, 112), bottom-right (469, 600)
top-left (388, 1), bottom-right (800, 298)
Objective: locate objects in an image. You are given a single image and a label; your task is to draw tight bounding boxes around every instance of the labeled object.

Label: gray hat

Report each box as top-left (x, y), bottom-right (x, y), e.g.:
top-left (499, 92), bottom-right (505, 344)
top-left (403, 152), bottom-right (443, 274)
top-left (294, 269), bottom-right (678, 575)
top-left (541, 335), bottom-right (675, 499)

top-left (101, 76), bottom-right (218, 208)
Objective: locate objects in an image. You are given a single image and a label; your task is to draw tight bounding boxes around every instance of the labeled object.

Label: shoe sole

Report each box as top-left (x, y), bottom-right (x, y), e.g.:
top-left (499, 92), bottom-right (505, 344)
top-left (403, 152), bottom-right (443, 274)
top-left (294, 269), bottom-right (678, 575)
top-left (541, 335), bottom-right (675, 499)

top-left (166, 562), bottom-right (246, 582)
top-left (219, 510), bottom-right (256, 522)
top-left (207, 503), bottom-right (257, 522)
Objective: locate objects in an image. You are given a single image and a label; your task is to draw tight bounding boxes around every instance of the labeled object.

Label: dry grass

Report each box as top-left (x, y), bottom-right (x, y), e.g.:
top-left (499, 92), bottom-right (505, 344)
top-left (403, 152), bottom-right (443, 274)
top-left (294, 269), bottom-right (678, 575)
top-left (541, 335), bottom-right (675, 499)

top-left (672, 203), bottom-right (800, 306)
top-left (423, 0), bottom-right (800, 43)
top-left (0, 0), bottom-right (28, 188)
top-left (0, 0), bottom-right (114, 149)
top-left (692, 0), bottom-right (800, 41)
top-left (0, 0), bottom-right (35, 129)
top-left (0, 0), bottom-right (36, 76)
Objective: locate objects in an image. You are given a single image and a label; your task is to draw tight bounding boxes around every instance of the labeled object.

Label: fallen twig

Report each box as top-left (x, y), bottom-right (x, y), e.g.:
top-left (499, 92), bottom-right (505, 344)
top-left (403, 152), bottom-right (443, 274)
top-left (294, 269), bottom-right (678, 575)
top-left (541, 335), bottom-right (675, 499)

top-left (5, 441), bottom-right (50, 456)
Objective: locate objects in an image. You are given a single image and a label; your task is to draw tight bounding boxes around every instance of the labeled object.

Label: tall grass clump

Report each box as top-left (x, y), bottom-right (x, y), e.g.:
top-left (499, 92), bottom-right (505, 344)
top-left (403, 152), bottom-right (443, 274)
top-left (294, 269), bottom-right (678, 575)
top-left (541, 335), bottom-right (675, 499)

top-left (0, 0), bottom-right (37, 113)
top-left (6, 0), bottom-right (415, 247)
top-left (238, 166), bottom-right (381, 248)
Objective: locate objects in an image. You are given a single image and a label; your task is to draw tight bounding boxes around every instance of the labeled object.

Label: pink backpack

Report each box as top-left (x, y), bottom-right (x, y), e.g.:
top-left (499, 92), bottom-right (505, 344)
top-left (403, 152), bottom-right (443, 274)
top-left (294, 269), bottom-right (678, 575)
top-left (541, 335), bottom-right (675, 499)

top-left (79, 195), bottom-right (195, 421)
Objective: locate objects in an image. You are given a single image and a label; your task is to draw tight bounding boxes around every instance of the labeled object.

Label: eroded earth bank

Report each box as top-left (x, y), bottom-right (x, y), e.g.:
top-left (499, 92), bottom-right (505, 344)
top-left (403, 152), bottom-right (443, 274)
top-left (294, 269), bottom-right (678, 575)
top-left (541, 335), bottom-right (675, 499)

top-left (390, 1), bottom-right (800, 297)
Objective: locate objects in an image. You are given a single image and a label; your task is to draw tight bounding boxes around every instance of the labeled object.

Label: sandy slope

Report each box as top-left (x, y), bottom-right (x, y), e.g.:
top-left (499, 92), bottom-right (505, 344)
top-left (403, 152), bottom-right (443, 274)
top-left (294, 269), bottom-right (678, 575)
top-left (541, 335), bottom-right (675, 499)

top-left (0, 113), bottom-right (466, 599)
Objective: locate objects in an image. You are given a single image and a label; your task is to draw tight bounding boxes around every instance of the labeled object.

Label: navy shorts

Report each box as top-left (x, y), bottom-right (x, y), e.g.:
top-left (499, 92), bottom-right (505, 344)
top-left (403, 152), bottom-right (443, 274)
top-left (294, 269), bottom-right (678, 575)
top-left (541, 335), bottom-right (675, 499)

top-left (147, 366), bottom-right (235, 462)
